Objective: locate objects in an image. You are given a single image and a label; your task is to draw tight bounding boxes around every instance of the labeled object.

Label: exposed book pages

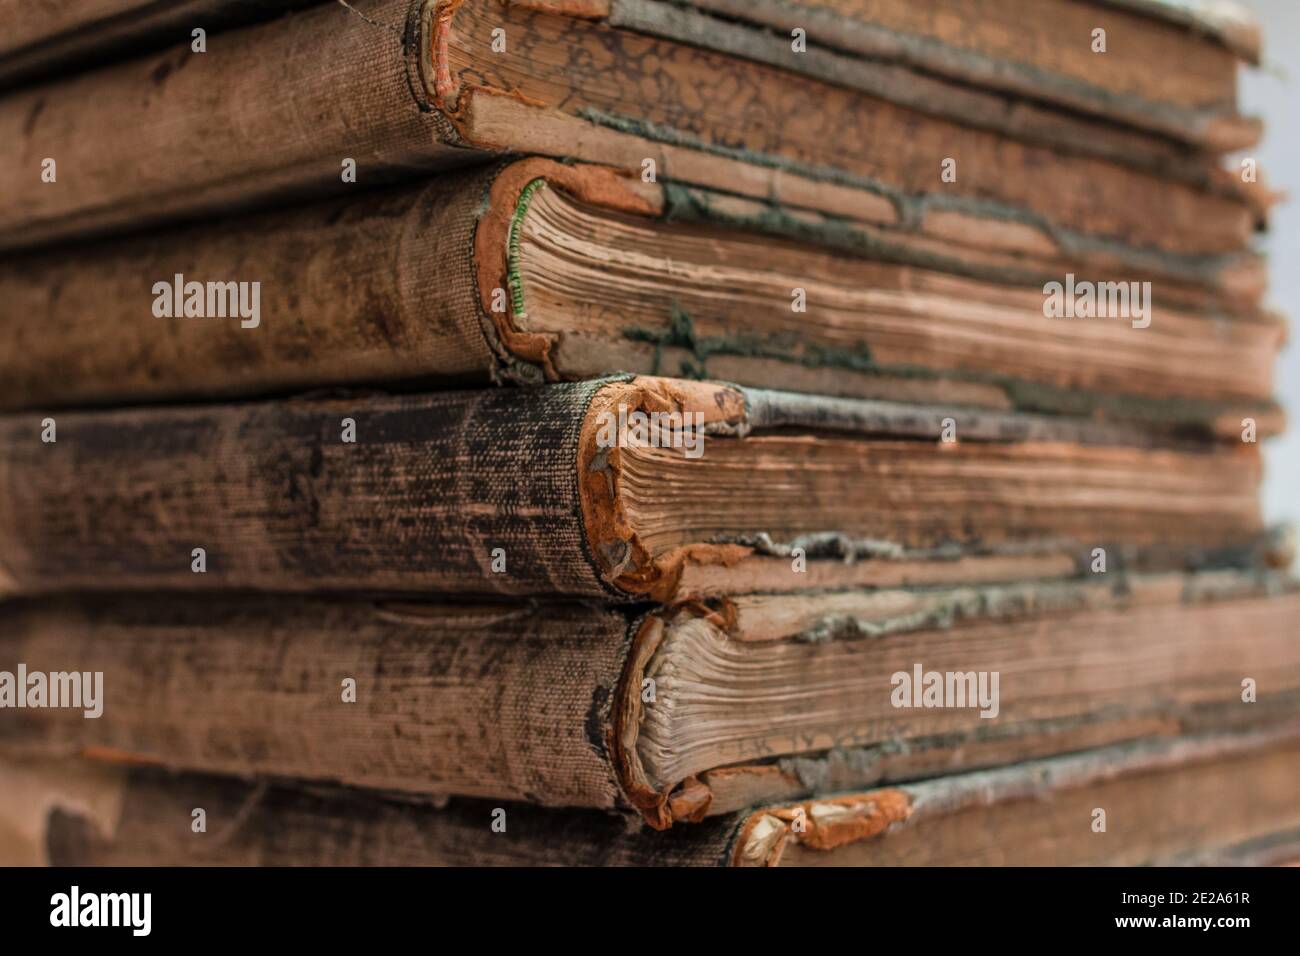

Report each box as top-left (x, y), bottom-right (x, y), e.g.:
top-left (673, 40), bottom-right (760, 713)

top-left (0, 0), bottom-right (312, 89)
top-left (7, 728), bottom-right (1300, 865)
top-left (0, 377), bottom-right (1270, 600)
top-left (0, 0), bottom-right (1267, 258)
top-left (2, 573), bottom-right (1296, 827)
top-left (0, 159), bottom-right (1281, 432)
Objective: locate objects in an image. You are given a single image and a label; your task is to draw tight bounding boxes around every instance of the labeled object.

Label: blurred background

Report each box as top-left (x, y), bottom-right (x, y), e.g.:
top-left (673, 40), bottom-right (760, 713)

top-left (1238, 0), bottom-right (1298, 569)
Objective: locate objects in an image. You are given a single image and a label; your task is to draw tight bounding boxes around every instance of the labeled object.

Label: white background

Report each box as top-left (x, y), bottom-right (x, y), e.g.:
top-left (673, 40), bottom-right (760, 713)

top-left (1238, 0), bottom-right (1298, 566)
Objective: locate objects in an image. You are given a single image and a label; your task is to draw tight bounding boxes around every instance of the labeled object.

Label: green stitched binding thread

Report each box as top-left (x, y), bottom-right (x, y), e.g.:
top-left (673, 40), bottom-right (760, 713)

top-left (505, 178), bottom-right (549, 323)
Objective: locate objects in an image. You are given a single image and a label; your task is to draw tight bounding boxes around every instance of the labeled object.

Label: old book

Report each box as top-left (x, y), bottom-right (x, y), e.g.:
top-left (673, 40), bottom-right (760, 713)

top-left (0, 376), bottom-right (1269, 601)
top-left (8, 728), bottom-right (1300, 865)
top-left (623, 0), bottom-right (1263, 151)
top-left (0, 0), bottom-right (1262, 258)
top-left (2, 572), bottom-right (1296, 827)
top-left (0, 0), bottom-right (313, 89)
top-left (0, 0), bottom-right (1260, 158)
top-left (0, 160), bottom-right (1280, 433)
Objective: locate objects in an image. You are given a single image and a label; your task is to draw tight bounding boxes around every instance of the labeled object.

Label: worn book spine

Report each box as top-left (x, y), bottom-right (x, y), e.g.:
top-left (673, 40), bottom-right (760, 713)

top-left (0, 157), bottom-right (1277, 424)
top-left (3, 581), bottom-right (1298, 827)
top-left (0, 0), bottom-right (467, 251)
top-left (1, 164), bottom-right (510, 409)
top-left (9, 729), bottom-right (1300, 865)
top-left (0, 0), bottom-right (1258, 256)
top-left (0, 378), bottom-right (614, 599)
top-left (2, 758), bottom-right (738, 867)
top-left (0, 0), bottom-right (315, 89)
top-left (0, 376), bottom-right (1266, 600)
top-left (0, 598), bottom-right (638, 810)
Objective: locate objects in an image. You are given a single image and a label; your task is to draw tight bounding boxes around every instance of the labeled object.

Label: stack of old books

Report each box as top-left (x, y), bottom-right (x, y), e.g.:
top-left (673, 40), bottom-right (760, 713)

top-left (1, 0), bottom-right (1297, 867)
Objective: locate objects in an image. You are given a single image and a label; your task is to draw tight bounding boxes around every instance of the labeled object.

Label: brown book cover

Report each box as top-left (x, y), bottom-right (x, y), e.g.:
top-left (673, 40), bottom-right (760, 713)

top-left (0, 0), bottom-right (314, 89)
top-left (8, 728), bottom-right (1300, 865)
top-left (2, 573), bottom-right (1296, 827)
top-left (0, 376), bottom-right (1270, 601)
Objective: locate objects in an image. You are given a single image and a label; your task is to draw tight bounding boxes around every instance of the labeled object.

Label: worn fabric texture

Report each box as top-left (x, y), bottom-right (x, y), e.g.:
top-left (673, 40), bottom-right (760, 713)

top-left (0, 0), bottom-right (317, 89)
top-left (0, 165), bottom-right (502, 409)
top-left (0, 380), bottom-right (617, 598)
top-left (0, 0), bottom-right (470, 250)
top-left (32, 767), bottom-right (739, 866)
top-left (0, 596), bottom-right (635, 808)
